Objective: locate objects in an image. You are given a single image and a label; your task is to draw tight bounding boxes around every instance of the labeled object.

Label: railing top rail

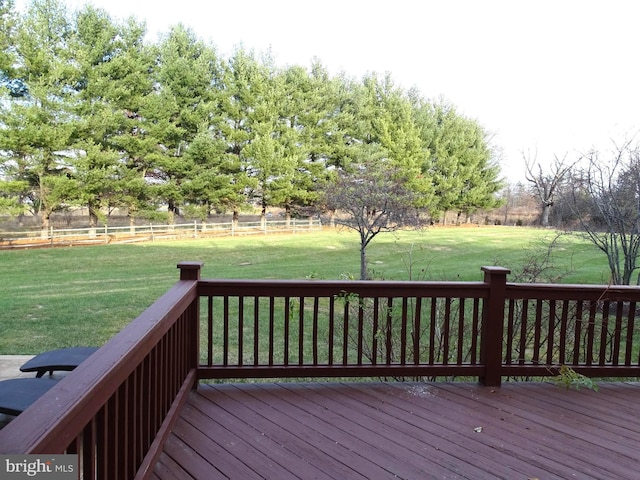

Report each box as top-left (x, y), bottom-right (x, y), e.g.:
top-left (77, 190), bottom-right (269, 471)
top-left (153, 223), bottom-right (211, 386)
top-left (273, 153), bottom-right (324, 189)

top-left (0, 279), bottom-right (199, 454)
top-left (506, 282), bottom-right (640, 301)
top-left (196, 278), bottom-right (491, 298)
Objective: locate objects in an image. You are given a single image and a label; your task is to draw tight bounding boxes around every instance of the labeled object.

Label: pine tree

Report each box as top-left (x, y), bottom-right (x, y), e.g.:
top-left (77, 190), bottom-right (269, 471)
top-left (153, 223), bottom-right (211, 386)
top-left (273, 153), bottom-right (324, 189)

top-left (144, 25), bottom-right (222, 222)
top-left (69, 6), bottom-right (154, 227)
top-left (0, 0), bottom-right (75, 231)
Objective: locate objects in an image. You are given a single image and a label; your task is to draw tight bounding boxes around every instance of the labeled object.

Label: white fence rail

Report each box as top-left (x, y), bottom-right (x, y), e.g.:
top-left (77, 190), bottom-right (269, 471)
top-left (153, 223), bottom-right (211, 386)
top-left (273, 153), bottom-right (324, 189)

top-left (0, 218), bottom-right (323, 249)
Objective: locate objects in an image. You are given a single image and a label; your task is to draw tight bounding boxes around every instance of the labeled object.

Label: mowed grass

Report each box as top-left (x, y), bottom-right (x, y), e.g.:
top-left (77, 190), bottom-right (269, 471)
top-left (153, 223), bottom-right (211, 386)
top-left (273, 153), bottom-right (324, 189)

top-left (0, 226), bottom-right (609, 354)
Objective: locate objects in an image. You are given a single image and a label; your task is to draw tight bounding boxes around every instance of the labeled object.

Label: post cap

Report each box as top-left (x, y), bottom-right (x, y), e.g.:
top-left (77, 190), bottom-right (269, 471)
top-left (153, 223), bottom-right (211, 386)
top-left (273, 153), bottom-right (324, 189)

top-left (177, 261), bottom-right (204, 280)
top-left (481, 266), bottom-right (511, 275)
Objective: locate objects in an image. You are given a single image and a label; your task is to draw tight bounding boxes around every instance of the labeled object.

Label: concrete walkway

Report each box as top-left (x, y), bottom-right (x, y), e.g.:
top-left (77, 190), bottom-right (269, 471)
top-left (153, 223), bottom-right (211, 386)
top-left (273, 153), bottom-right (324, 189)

top-left (0, 355), bottom-right (35, 381)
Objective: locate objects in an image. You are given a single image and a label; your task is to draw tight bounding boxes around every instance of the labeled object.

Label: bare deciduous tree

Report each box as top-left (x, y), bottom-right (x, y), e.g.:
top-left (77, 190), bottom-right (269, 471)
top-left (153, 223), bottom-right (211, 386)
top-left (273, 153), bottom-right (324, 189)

top-left (568, 140), bottom-right (640, 285)
top-left (524, 151), bottom-right (576, 227)
top-left (321, 163), bottom-right (422, 280)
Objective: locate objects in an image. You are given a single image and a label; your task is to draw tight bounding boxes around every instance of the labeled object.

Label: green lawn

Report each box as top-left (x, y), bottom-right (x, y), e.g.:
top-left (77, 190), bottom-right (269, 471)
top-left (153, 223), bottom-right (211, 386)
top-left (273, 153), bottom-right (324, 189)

top-left (0, 226), bottom-right (608, 354)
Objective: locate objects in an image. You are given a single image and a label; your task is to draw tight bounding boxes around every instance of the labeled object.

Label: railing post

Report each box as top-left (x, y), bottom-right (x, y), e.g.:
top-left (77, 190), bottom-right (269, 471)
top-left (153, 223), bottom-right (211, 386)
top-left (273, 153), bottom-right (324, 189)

top-left (177, 261), bottom-right (203, 281)
top-left (480, 266), bottom-right (510, 387)
top-left (177, 262), bottom-right (203, 392)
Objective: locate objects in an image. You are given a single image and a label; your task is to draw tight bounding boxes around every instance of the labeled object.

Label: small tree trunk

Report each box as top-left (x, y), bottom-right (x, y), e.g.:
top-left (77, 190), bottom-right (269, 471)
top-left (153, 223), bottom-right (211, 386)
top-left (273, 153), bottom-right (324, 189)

top-left (88, 207), bottom-right (98, 228)
top-left (40, 213), bottom-right (50, 239)
top-left (285, 205), bottom-right (291, 227)
top-left (167, 200), bottom-right (178, 224)
top-left (129, 213), bottom-right (136, 234)
top-left (360, 245), bottom-right (368, 280)
top-left (88, 203), bottom-right (99, 237)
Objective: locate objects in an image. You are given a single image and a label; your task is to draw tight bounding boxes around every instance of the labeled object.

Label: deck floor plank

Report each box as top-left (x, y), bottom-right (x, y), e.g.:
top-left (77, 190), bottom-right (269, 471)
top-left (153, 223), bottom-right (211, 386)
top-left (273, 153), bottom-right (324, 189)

top-left (429, 383), bottom-right (633, 478)
top-left (218, 383), bottom-right (387, 479)
top-left (150, 452), bottom-right (190, 480)
top-left (328, 382), bottom-right (548, 479)
top-left (479, 383), bottom-right (640, 459)
top-left (182, 398), bottom-right (312, 480)
top-left (161, 425), bottom-right (238, 479)
top-left (154, 381), bottom-right (640, 479)
top-left (513, 383), bottom-right (640, 438)
top-left (348, 382), bottom-right (583, 479)
top-left (280, 382), bottom-right (514, 479)
top-left (246, 382), bottom-right (457, 479)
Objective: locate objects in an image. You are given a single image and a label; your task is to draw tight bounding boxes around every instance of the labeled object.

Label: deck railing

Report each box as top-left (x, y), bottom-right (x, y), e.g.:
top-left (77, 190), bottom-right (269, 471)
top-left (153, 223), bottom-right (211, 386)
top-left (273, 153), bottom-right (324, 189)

top-left (1, 261), bottom-right (639, 480)
top-left (196, 266), bottom-right (640, 385)
top-left (196, 272), bottom-right (492, 382)
top-left (502, 282), bottom-right (640, 378)
top-left (0, 262), bottom-right (202, 480)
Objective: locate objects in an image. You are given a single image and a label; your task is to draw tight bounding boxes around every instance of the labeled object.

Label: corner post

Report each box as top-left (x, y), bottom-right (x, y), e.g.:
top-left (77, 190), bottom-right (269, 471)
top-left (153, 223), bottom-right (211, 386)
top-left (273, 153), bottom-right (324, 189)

top-left (177, 262), bottom-right (203, 389)
top-left (480, 266), bottom-right (510, 387)
top-left (177, 261), bottom-right (203, 281)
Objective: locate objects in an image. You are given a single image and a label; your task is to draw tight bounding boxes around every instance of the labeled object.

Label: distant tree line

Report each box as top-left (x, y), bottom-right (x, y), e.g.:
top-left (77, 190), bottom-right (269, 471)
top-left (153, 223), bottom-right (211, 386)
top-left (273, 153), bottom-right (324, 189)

top-left (0, 0), bottom-right (503, 231)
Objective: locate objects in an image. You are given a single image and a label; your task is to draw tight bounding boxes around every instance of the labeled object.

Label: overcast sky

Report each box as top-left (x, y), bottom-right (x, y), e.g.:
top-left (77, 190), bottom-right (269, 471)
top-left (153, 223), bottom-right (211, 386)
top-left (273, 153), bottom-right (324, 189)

top-left (16, 0), bottom-right (640, 181)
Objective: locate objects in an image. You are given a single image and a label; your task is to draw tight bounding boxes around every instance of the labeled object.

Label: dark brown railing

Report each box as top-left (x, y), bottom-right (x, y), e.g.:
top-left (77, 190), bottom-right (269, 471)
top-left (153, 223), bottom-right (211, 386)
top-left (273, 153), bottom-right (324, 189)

top-left (1, 261), bottom-right (639, 480)
top-left (503, 282), bottom-right (640, 378)
top-left (195, 271), bottom-right (493, 382)
top-left (0, 262), bottom-right (202, 480)
top-left (196, 266), bottom-right (640, 385)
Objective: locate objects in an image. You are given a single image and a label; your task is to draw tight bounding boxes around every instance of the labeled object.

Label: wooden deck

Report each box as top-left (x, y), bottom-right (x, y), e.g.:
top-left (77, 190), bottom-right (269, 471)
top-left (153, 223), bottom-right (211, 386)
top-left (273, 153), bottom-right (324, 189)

top-left (150, 381), bottom-right (640, 479)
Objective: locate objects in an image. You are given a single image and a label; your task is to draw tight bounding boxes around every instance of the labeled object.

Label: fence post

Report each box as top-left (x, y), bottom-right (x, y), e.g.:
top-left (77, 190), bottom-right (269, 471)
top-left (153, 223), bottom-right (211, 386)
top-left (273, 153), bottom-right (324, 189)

top-left (480, 266), bottom-right (510, 387)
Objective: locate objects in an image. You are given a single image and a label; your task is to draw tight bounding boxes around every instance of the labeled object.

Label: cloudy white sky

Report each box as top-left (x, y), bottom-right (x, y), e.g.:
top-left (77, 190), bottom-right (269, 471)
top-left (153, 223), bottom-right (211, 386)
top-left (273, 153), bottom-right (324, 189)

top-left (16, 0), bottom-right (640, 181)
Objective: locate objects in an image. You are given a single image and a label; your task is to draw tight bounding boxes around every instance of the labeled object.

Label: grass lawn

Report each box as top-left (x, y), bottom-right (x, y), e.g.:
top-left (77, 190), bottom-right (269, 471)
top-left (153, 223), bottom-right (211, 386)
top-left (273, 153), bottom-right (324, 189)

top-left (0, 226), bottom-right (608, 354)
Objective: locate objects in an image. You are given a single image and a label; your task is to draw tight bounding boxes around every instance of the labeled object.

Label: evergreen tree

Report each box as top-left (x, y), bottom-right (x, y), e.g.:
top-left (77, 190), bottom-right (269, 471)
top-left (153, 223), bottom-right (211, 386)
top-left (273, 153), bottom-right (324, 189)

top-left (180, 124), bottom-right (236, 221)
top-left (419, 100), bottom-right (502, 222)
top-left (144, 25), bottom-right (222, 222)
top-left (0, 0), bottom-right (17, 83)
top-left (0, 0), bottom-right (75, 231)
top-left (277, 62), bottom-right (363, 221)
top-left (366, 74), bottom-right (430, 206)
top-left (0, 0), bottom-right (23, 215)
top-left (330, 74), bottom-right (431, 209)
top-left (219, 48), bottom-right (268, 223)
top-left (260, 64), bottom-right (323, 222)
top-left (69, 6), bottom-right (153, 226)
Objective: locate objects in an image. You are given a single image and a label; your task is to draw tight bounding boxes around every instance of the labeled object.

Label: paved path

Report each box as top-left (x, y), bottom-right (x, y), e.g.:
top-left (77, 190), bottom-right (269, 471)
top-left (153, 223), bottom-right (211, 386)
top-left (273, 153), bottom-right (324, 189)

top-left (0, 355), bottom-right (35, 381)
